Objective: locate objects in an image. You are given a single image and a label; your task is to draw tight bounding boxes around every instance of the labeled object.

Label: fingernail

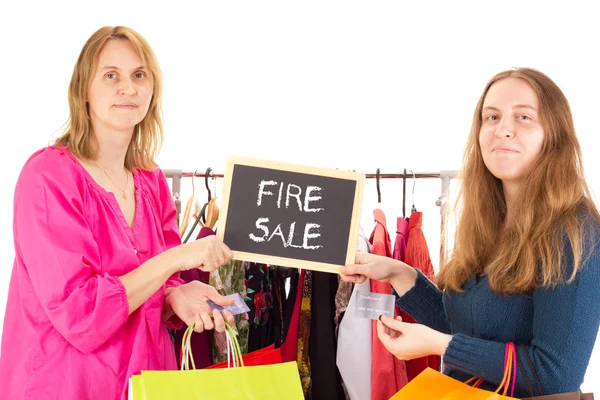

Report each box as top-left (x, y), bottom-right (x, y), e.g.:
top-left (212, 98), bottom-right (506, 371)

top-left (378, 315), bottom-right (383, 321)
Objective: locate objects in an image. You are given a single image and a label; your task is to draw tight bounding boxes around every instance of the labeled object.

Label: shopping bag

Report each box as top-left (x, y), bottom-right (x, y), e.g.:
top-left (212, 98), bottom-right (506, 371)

top-left (205, 344), bottom-right (282, 369)
top-left (140, 362), bottom-right (303, 399)
top-left (389, 368), bottom-right (518, 400)
top-left (131, 322), bottom-right (303, 400)
top-left (521, 394), bottom-right (594, 400)
top-left (390, 342), bottom-right (519, 400)
top-left (128, 375), bottom-right (146, 400)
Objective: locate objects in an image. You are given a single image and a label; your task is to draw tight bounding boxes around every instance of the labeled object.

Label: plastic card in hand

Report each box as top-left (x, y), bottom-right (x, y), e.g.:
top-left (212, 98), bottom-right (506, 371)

top-left (206, 293), bottom-right (250, 316)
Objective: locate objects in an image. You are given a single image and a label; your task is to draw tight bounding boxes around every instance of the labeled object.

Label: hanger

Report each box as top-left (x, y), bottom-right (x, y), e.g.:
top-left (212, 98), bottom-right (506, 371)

top-left (201, 168), bottom-right (219, 230)
top-left (376, 168), bottom-right (382, 208)
top-left (183, 168), bottom-right (219, 243)
top-left (204, 168), bottom-right (213, 202)
top-left (178, 170), bottom-right (199, 238)
top-left (402, 168), bottom-right (407, 218)
top-left (410, 169), bottom-right (417, 214)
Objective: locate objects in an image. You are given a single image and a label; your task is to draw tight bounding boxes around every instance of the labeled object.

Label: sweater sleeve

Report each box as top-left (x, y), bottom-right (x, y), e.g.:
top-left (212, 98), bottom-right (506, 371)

top-left (443, 233), bottom-right (600, 395)
top-left (394, 270), bottom-right (450, 334)
top-left (14, 158), bottom-right (129, 354)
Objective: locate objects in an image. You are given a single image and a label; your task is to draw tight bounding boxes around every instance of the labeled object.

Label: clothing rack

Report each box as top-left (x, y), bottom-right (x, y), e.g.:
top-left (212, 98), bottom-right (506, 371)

top-left (162, 168), bottom-right (459, 265)
top-left (162, 169), bottom-right (458, 212)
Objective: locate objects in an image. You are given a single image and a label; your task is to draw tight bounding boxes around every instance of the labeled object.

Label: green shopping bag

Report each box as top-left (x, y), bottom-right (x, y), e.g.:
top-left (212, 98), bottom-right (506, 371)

top-left (131, 323), bottom-right (303, 400)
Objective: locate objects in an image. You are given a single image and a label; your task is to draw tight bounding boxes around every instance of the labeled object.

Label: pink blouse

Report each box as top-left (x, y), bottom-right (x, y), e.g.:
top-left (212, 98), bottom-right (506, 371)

top-left (0, 146), bottom-right (184, 400)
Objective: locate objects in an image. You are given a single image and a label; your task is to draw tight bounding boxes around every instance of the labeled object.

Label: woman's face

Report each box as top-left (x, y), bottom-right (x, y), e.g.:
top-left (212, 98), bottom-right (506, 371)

top-left (479, 77), bottom-right (545, 188)
top-left (87, 39), bottom-right (153, 136)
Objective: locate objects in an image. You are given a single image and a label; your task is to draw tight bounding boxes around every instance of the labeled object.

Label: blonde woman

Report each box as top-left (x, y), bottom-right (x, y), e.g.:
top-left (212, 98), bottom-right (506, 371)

top-left (0, 26), bottom-right (234, 399)
top-left (342, 68), bottom-right (600, 396)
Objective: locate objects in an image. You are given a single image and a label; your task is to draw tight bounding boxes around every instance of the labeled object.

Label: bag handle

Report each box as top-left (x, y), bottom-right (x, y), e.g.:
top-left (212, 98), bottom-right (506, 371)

top-left (225, 322), bottom-right (244, 368)
top-left (466, 342), bottom-right (517, 397)
top-left (180, 322), bottom-right (244, 370)
top-left (516, 343), bottom-right (543, 396)
top-left (496, 342), bottom-right (517, 397)
top-left (181, 322), bottom-right (196, 371)
top-left (516, 353), bottom-right (536, 397)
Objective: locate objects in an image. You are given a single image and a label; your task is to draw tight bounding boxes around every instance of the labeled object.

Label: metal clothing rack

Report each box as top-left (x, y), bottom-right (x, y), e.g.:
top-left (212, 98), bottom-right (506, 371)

top-left (162, 168), bottom-right (459, 265)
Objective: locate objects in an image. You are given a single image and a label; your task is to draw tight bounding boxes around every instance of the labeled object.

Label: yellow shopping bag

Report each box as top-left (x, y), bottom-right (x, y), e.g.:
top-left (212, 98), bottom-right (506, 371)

top-left (139, 362), bottom-right (303, 400)
top-left (130, 322), bottom-right (304, 400)
top-left (390, 343), bottom-right (519, 400)
top-left (128, 375), bottom-right (146, 400)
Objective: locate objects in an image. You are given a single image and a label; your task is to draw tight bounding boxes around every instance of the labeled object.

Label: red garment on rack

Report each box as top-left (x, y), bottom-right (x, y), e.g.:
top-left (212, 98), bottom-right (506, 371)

top-left (369, 209), bottom-right (408, 400)
top-left (393, 215), bottom-right (440, 381)
top-left (404, 211), bottom-right (441, 374)
top-left (405, 212), bottom-right (436, 281)
top-left (279, 269), bottom-right (305, 362)
top-left (392, 217), bottom-right (410, 262)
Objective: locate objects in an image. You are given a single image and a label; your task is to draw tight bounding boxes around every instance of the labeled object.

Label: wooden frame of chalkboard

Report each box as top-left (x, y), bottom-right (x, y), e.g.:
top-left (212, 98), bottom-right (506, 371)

top-left (216, 156), bottom-right (365, 274)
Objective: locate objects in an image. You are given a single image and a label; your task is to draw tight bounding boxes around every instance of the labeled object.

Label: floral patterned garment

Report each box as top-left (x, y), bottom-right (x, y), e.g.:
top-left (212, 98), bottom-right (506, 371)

top-left (245, 262), bottom-right (273, 325)
top-left (244, 262), bottom-right (276, 352)
top-left (297, 270), bottom-right (313, 399)
top-left (209, 259), bottom-right (249, 363)
top-left (334, 277), bottom-right (353, 337)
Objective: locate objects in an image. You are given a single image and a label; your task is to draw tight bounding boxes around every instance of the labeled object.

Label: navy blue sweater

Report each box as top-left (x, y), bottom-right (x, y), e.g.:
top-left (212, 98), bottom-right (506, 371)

top-left (395, 230), bottom-right (600, 396)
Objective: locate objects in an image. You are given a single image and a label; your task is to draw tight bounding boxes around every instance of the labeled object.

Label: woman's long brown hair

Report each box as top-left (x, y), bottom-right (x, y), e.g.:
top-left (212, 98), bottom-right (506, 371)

top-left (437, 68), bottom-right (599, 294)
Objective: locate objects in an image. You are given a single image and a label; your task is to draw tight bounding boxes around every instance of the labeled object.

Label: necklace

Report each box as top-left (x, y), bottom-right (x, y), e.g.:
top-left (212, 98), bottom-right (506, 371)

top-left (95, 161), bottom-right (129, 200)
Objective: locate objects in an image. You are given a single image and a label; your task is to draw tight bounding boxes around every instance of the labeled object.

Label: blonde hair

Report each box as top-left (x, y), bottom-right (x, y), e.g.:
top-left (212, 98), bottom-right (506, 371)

top-left (55, 26), bottom-right (163, 170)
top-left (437, 68), bottom-right (599, 294)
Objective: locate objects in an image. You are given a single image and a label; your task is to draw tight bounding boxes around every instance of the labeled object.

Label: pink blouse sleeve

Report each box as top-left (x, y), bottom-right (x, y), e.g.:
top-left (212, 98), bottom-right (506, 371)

top-left (13, 160), bottom-right (129, 354)
top-left (155, 169), bottom-right (185, 329)
top-left (156, 169), bottom-right (185, 289)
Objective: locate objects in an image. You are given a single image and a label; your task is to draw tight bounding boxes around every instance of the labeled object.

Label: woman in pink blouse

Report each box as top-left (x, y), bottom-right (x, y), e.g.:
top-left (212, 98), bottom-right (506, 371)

top-left (0, 26), bottom-right (234, 400)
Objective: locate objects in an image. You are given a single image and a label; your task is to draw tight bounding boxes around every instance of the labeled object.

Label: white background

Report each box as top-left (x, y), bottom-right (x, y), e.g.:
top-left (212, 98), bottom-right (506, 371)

top-left (0, 0), bottom-right (598, 393)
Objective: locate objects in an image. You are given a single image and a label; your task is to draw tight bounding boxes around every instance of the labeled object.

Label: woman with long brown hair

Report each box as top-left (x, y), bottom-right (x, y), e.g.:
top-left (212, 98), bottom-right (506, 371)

top-left (342, 68), bottom-right (600, 396)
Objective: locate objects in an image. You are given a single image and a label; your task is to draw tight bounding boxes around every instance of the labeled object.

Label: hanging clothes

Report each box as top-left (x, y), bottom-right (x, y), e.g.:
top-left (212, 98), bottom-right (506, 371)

top-left (369, 209), bottom-right (409, 400)
top-left (392, 215), bottom-right (435, 381)
top-left (297, 270), bottom-right (313, 398)
top-left (404, 211), bottom-right (441, 373)
top-left (235, 263), bottom-right (296, 356)
top-left (337, 227), bottom-right (373, 400)
top-left (310, 271), bottom-right (346, 400)
top-left (393, 217), bottom-right (410, 261)
top-left (269, 267), bottom-right (284, 348)
top-left (208, 259), bottom-right (248, 363)
top-left (334, 277), bottom-right (353, 337)
top-left (333, 274), bottom-right (353, 400)
top-left (268, 266), bottom-right (298, 348)
top-left (405, 211), bottom-right (436, 281)
top-left (244, 262), bottom-right (276, 352)
top-left (280, 269), bottom-right (305, 362)
top-left (173, 227), bottom-right (213, 369)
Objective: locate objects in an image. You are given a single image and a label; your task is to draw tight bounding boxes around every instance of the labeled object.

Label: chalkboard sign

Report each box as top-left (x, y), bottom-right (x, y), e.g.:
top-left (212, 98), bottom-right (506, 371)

top-left (216, 156), bottom-right (365, 273)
